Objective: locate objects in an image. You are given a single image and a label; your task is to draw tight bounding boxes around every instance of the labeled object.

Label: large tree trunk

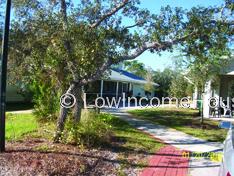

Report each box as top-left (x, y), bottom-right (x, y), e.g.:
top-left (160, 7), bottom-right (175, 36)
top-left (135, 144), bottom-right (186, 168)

top-left (54, 104), bottom-right (69, 142)
top-left (54, 84), bottom-right (74, 142)
top-left (73, 86), bottom-right (84, 123)
top-left (54, 0), bottom-right (79, 143)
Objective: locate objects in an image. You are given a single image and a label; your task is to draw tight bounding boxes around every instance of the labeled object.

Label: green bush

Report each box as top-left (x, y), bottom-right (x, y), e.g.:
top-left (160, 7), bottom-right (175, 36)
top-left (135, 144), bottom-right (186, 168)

top-left (62, 112), bottom-right (113, 147)
top-left (31, 80), bottom-right (60, 122)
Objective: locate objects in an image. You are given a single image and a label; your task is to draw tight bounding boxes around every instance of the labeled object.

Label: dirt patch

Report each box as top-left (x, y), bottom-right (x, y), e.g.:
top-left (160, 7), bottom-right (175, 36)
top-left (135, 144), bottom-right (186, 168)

top-left (0, 138), bottom-right (146, 176)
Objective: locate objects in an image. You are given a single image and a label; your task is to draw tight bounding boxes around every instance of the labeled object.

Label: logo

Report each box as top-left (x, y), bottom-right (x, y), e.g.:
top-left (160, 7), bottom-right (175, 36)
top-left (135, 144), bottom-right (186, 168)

top-left (60, 93), bottom-right (76, 108)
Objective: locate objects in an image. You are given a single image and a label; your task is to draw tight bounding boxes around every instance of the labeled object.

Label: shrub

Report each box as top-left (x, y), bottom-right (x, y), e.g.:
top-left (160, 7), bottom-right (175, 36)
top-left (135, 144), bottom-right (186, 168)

top-left (62, 111), bottom-right (113, 147)
top-left (31, 81), bottom-right (60, 122)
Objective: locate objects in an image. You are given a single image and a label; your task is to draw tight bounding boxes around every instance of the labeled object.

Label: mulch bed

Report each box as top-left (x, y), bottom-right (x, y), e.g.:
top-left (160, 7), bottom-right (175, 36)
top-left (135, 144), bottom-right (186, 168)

top-left (0, 138), bottom-right (146, 176)
top-left (0, 139), bottom-right (120, 176)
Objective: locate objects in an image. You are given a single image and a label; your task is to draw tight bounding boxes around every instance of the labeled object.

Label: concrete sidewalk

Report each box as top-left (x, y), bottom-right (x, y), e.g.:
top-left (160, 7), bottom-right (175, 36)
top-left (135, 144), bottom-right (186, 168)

top-left (107, 109), bottom-right (223, 176)
top-left (7, 110), bottom-right (33, 114)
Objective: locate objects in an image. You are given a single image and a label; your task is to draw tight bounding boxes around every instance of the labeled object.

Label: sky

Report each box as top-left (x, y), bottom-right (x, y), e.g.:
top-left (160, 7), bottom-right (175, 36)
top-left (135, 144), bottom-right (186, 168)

top-left (133, 0), bottom-right (225, 71)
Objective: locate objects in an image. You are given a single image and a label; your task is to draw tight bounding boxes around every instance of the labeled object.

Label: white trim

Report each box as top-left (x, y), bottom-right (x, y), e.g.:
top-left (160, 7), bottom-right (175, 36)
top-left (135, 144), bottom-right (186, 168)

top-left (226, 71), bottom-right (234, 75)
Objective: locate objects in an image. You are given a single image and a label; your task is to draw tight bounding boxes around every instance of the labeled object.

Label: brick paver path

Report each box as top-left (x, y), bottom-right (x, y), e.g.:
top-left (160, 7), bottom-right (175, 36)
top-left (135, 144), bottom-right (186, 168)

top-left (140, 145), bottom-right (189, 176)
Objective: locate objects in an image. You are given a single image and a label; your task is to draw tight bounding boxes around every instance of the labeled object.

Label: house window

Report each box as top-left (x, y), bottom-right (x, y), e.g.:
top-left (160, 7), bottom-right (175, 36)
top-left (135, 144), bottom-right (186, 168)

top-left (103, 81), bottom-right (116, 94)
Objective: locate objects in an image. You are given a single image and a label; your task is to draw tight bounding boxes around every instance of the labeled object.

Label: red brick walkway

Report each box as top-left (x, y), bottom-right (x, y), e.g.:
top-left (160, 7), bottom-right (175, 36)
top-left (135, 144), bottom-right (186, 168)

top-left (140, 145), bottom-right (189, 176)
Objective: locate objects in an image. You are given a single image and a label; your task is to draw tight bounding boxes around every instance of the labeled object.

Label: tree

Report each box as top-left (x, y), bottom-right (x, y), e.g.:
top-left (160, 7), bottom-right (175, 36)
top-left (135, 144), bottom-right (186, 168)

top-left (5, 0), bottom-right (233, 141)
top-left (169, 74), bottom-right (193, 98)
top-left (176, 1), bottom-right (234, 124)
top-left (0, 1), bottom-right (5, 44)
top-left (144, 68), bottom-right (155, 96)
top-left (153, 68), bottom-right (175, 98)
top-left (123, 60), bottom-right (147, 78)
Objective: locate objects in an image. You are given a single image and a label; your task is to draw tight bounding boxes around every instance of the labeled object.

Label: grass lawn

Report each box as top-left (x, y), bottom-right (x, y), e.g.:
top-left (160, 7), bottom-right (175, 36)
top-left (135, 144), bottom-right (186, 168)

top-left (6, 112), bottom-right (163, 154)
top-left (128, 107), bottom-right (228, 142)
top-left (110, 115), bottom-right (164, 154)
top-left (6, 113), bottom-right (38, 140)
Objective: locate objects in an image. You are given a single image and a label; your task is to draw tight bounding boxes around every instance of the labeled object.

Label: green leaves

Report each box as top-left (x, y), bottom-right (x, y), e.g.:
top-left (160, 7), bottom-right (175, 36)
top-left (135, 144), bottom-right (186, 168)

top-left (123, 60), bottom-right (147, 78)
top-left (169, 74), bottom-right (192, 98)
top-left (175, 4), bottom-right (233, 92)
top-left (153, 68), bottom-right (175, 98)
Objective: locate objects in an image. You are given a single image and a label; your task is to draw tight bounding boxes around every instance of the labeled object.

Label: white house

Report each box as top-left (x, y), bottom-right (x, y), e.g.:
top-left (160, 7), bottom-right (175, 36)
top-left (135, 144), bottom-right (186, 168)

top-left (201, 57), bottom-right (234, 118)
top-left (84, 68), bottom-right (158, 103)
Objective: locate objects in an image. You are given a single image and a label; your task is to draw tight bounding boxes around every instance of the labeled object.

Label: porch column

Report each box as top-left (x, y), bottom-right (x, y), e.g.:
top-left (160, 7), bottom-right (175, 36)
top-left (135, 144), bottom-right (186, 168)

top-left (193, 86), bottom-right (198, 109)
top-left (129, 83), bottom-right (132, 91)
top-left (217, 77), bottom-right (222, 118)
top-left (100, 80), bottom-right (104, 97)
top-left (116, 82), bottom-right (119, 99)
top-left (203, 80), bottom-right (212, 118)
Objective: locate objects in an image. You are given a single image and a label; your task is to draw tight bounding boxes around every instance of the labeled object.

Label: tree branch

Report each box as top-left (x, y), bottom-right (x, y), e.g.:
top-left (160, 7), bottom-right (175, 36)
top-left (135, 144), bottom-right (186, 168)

top-left (90, 0), bottom-right (129, 28)
top-left (60, 0), bottom-right (78, 80)
top-left (77, 31), bottom-right (196, 86)
top-left (210, 19), bottom-right (234, 26)
top-left (79, 31), bottom-right (197, 85)
top-left (118, 31), bottom-right (196, 62)
top-left (80, 59), bottom-right (113, 85)
top-left (123, 20), bottom-right (145, 29)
